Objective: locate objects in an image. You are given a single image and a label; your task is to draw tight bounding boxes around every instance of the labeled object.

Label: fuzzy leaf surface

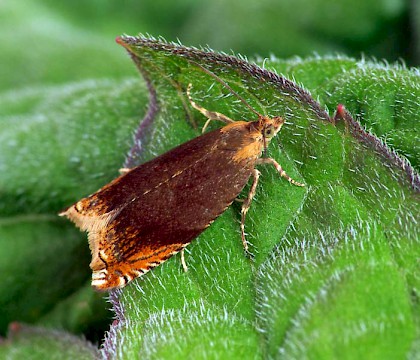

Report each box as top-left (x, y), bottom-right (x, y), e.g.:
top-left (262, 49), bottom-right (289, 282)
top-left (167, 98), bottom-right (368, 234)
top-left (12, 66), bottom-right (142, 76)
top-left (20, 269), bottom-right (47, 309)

top-left (97, 36), bottom-right (419, 359)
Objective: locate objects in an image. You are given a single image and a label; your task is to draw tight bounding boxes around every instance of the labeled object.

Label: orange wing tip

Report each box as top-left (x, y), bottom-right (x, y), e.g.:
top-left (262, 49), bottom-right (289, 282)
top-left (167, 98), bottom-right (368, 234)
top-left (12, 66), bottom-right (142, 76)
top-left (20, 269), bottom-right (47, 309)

top-left (91, 270), bottom-right (130, 291)
top-left (92, 269), bottom-right (107, 280)
top-left (91, 270), bottom-right (108, 289)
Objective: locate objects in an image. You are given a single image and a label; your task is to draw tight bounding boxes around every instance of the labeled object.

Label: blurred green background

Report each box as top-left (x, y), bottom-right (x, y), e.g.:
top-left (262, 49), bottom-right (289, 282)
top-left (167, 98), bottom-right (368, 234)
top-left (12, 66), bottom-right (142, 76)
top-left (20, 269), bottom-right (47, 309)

top-left (1, 0), bottom-right (418, 93)
top-left (1, 0), bottom-right (418, 348)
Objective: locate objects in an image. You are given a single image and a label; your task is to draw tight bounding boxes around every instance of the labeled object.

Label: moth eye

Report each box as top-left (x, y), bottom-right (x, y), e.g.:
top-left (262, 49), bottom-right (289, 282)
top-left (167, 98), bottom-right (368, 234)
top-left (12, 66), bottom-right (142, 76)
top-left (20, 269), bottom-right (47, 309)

top-left (264, 125), bottom-right (275, 138)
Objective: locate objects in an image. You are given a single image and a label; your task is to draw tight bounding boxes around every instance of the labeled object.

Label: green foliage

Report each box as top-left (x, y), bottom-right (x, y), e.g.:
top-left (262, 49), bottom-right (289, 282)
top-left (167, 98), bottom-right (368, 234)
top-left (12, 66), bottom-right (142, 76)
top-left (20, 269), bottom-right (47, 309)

top-left (27, 0), bottom-right (417, 65)
top-left (0, 79), bottom-right (148, 348)
top-left (0, 1), bottom-right (134, 91)
top-left (0, 324), bottom-right (98, 360)
top-left (0, 33), bottom-right (418, 360)
top-left (93, 36), bottom-right (417, 360)
top-left (1, 0), bottom-right (417, 93)
top-left (264, 57), bottom-right (420, 171)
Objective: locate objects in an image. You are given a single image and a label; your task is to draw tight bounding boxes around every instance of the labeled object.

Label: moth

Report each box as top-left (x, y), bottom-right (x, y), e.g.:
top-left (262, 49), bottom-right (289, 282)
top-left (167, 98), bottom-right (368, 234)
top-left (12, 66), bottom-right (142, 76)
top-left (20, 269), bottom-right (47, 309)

top-left (60, 69), bottom-right (304, 291)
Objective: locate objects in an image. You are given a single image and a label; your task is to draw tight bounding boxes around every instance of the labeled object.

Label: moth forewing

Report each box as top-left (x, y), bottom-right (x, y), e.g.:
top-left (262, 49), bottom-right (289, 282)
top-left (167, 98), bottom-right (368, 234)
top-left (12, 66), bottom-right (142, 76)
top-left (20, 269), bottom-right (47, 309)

top-left (60, 69), bottom-right (304, 291)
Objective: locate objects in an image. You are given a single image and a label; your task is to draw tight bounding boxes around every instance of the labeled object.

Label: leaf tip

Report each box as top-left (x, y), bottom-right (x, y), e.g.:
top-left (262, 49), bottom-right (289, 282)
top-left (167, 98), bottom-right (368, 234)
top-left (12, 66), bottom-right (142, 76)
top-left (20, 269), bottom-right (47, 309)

top-left (115, 36), bottom-right (127, 48)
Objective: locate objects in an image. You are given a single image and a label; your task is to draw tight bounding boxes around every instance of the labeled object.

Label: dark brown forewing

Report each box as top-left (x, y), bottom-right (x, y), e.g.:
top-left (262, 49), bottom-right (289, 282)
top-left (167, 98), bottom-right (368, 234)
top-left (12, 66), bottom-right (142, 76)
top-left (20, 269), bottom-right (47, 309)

top-left (71, 124), bottom-right (246, 217)
top-left (88, 121), bottom-right (259, 289)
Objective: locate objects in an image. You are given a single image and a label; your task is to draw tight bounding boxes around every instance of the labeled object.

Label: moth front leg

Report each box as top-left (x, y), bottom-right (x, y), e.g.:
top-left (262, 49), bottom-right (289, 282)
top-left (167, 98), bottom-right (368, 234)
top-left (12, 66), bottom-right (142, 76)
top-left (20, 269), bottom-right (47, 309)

top-left (256, 158), bottom-right (305, 187)
top-left (187, 83), bottom-right (234, 133)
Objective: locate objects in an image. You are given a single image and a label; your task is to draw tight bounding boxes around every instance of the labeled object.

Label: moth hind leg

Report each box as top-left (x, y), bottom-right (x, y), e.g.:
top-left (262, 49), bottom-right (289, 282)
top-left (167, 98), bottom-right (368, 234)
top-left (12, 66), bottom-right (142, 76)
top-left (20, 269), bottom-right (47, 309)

top-left (240, 168), bottom-right (261, 257)
top-left (180, 249), bottom-right (188, 272)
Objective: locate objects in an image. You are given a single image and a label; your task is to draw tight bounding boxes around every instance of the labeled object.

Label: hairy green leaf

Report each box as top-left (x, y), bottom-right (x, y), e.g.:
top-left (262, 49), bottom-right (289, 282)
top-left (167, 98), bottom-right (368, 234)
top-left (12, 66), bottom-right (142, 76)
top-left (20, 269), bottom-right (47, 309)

top-left (97, 36), bottom-right (419, 359)
top-left (0, 323), bottom-right (98, 360)
top-left (1, 36), bottom-right (418, 359)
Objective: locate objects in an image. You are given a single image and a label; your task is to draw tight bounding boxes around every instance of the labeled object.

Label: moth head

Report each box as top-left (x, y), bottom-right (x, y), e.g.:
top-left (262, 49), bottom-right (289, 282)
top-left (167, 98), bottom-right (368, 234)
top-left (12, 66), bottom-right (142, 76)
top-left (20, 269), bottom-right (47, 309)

top-left (260, 116), bottom-right (285, 142)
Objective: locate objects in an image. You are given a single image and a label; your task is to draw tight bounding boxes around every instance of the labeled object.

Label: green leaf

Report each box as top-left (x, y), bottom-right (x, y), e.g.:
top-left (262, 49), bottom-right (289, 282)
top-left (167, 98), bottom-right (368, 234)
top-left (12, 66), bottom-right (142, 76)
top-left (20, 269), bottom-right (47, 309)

top-left (272, 57), bottom-right (420, 171)
top-left (0, 323), bottom-right (98, 360)
top-left (37, 281), bottom-right (111, 341)
top-left (324, 66), bottom-right (420, 171)
top-left (96, 36), bottom-right (418, 359)
top-left (1, 35), bottom-right (418, 358)
top-left (0, 79), bottom-right (148, 337)
top-left (0, 1), bottom-right (133, 90)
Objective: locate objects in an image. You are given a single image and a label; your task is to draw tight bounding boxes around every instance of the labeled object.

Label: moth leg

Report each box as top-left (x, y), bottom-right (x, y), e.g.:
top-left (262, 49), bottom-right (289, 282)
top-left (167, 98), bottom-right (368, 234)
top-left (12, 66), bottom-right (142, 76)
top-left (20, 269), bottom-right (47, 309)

top-left (257, 158), bottom-right (305, 187)
top-left (180, 249), bottom-right (188, 272)
top-left (241, 168), bottom-right (261, 253)
top-left (187, 83), bottom-right (234, 133)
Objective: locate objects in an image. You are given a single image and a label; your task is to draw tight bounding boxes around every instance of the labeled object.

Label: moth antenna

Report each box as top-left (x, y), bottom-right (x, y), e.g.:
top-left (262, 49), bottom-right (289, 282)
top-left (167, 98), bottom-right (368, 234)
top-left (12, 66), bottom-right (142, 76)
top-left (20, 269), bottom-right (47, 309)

top-left (189, 61), bottom-right (263, 118)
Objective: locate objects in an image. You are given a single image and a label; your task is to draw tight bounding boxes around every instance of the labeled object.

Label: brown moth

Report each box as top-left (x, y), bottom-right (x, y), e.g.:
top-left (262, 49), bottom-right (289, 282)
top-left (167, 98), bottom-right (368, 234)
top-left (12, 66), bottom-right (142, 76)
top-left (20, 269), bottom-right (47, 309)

top-left (60, 71), bottom-right (304, 291)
